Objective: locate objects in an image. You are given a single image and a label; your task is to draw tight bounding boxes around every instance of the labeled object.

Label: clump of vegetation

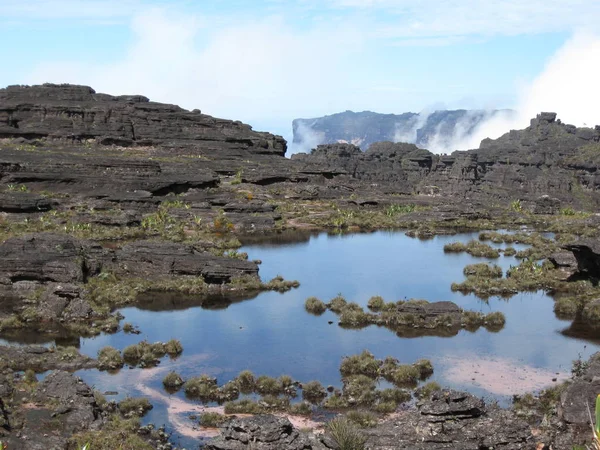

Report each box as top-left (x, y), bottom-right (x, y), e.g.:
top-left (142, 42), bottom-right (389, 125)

top-left (413, 359), bottom-right (434, 379)
top-left (302, 380), bottom-right (328, 403)
top-left (290, 401), bottom-right (312, 416)
top-left (329, 294), bottom-right (348, 313)
top-left (444, 240), bottom-right (500, 258)
top-left (305, 296), bottom-right (327, 315)
top-left (199, 412), bottom-right (227, 428)
top-left (164, 339), bottom-right (184, 356)
top-left (118, 397), bottom-right (153, 418)
top-left (346, 410), bottom-right (378, 428)
top-left (162, 371), bottom-right (185, 390)
top-left (463, 263), bottom-right (503, 278)
top-left (255, 375), bottom-right (284, 396)
top-left (235, 370), bottom-right (256, 394)
top-left (503, 247), bottom-right (517, 256)
top-left (554, 296), bottom-right (580, 319)
top-left (340, 350), bottom-right (381, 379)
top-left (386, 204), bottom-right (416, 217)
top-left (367, 296), bottom-right (385, 311)
top-left (388, 364), bottom-right (420, 386)
top-left (326, 417), bottom-right (366, 450)
top-left (415, 381), bottom-right (442, 399)
top-left (484, 311), bottom-right (506, 331)
top-left (184, 375), bottom-right (219, 401)
top-left (70, 416), bottom-right (155, 450)
top-left (224, 399), bottom-right (264, 414)
top-left (23, 369), bottom-right (37, 385)
top-left (97, 346), bottom-right (124, 371)
top-left (342, 375), bottom-right (377, 406)
top-left (266, 275), bottom-right (300, 292)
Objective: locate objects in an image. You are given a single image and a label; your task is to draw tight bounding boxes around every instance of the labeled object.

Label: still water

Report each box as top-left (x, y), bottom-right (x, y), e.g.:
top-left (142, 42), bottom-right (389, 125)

top-left (71, 231), bottom-right (597, 446)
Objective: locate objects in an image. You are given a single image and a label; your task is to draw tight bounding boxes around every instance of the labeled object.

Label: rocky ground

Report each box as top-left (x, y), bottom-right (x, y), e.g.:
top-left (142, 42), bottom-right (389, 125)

top-left (0, 83), bottom-right (599, 448)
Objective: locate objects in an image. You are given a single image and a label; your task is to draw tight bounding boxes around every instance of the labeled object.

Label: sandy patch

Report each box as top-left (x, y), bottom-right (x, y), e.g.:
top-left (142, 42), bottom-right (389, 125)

top-left (441, 355), bottom-right (569, 396)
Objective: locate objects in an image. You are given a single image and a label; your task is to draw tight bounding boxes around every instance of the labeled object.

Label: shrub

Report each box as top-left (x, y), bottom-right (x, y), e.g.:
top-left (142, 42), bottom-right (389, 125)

top-left (218, 382), bottom-right (240, 402)
top-left (290, 401), bottom-right (312, 416)
top-left (415, 381), bottom-right (441, 399)
top-left (342, 375), bottom-right (377, 406)
top-left (484, 311), bottom-right (506, 330)
top-left (390, 365), bottom-right (420, 386)
top-left (326, 417), bottom-right (366, 450)
top-left (377, 388), bottom-right (411, 404)
top-left (554, 297), bottom-right (580, 319)
top-left (328, 295), bottom-right (348, 313)
top-left (255, 375), bottom-right (283, 396)
top-left (164, 339), bottom-right (183, 356)
top-left (346, 410), bottom-right (378, 428)
top-left (235, 370), bottom-right (255, 394)
top-left (463, 263), bottom-right (503, 278)
top-left (413, 359), bottom-right (434, 379)
top-left (118, 397), bottom-right (153, 417)
top-left (24, 369), bottom-right (37, 385)
top-left (162, 372), bottom-right (184, 389)
top-left (305, 297), bottom-right (327, 315)
top-left (340, 351), bottom-right (380, 379)
top-left (97, 346), bottom-right (124, 371)
top-left (374, 401), bottom-right (397, 413)
top-left (367, 296), bottom-right (385, 311)
top-left (199, 412), bottom-right (226, 427)
top-left (324, 394), bottom-right (349, 409)
top-left (223, 399), bottom-right (263, 414)
top-left (302, 381), bottom-right (327, 403)
top-left (122, 344), bottom-right (142, 364)
top-left (184, 375), bottom-right (219, 400)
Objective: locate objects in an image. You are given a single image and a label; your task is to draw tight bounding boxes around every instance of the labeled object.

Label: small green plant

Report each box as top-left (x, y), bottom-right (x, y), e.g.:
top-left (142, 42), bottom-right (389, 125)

top-left (326, 417), bottom-right (366, 450)
top-left (386, 204), bottom-right (416, 217)
top-left (561, 207), bottom-right (576, 216)
top-left (199, 412), bottom-right (227, 427)
top-left (510, 199), bottom-right (523, 212)
top-left (7, 184), bottom-right (28, 192)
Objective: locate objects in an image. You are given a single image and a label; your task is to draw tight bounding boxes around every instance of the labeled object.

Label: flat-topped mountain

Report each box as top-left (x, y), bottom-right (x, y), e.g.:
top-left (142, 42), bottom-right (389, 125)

top-left (292, 109), bottom-right (514, 151)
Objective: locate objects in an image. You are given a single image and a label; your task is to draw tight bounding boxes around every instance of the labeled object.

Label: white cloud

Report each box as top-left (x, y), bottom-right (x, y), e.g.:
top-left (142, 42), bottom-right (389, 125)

top-left (27, 9), bottom-right (366, 127)
top-left (327, 0), bottom-right (600, 39)
top-left (420, 31), bottom-right (600, 153)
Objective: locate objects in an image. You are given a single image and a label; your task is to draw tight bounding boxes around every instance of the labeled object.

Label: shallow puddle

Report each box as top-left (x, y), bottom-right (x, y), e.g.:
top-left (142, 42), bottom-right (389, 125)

top-left (52, 231), bottom-right (597, 447)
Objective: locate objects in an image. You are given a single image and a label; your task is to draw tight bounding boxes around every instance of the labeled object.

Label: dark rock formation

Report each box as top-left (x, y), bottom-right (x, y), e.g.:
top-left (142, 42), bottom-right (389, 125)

top-left (0, 192), bottom-right (53, 213)
top-left (293, 113), bottom-right (600, 207)
top-left (110, 240), bottom-right (258, 283)
top-left (0, 345), bottom-right (96, 372)
top-left (563, 240), bottom-right (600, 281)
top-left (204, 415), bottom-right (315, 450)
top-left (205, 392), bottom-right (533, 450)
top-left (0, 83), bottom-right (286, 157)
top-left (2, 371), bottom-right (103, 450)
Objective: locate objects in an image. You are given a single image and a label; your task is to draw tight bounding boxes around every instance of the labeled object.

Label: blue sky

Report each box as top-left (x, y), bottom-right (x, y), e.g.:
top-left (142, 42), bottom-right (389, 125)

top-left (1, 0), bottom-right (599, 140)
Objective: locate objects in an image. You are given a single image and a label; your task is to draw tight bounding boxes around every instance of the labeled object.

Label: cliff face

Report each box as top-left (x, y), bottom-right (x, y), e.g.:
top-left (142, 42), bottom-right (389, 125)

top-left (293, 113), bottom-right (600, 207)
top-left (292, 109), bottom-right (513, 151)
top-left (0, 83), bottom-right (286, 158)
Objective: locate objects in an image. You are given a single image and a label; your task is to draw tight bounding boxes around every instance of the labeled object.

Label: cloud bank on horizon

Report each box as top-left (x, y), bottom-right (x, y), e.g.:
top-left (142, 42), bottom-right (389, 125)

top-left (3, 0), bottom-right (600, 154)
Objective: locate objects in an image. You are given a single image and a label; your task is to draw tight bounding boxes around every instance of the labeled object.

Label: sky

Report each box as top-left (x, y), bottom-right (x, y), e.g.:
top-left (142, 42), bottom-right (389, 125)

top-left (1, 0), bottom-right (599, 149)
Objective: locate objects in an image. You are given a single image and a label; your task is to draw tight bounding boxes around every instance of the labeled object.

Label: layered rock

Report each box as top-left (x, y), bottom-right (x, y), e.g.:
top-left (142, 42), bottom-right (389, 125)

top-left (0, 83), bottom-right (286, 157)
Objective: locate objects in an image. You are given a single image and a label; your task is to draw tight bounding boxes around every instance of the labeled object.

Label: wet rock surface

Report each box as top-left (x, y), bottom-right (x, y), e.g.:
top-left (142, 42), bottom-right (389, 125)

top-left (204, 415), bottom-right (316, 450)
top-left (0, 344), bottom-right (96, 372)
